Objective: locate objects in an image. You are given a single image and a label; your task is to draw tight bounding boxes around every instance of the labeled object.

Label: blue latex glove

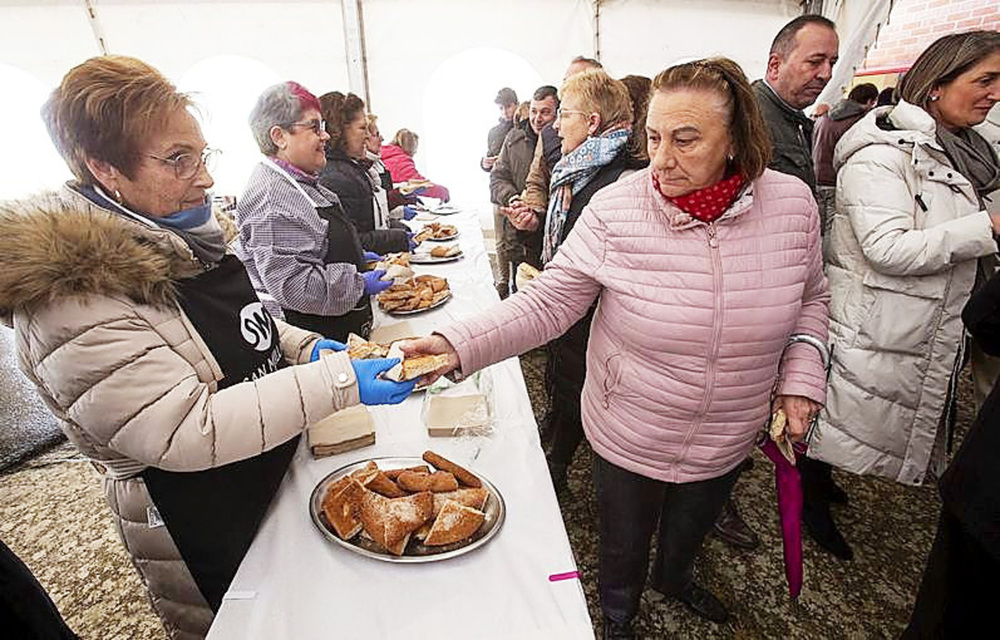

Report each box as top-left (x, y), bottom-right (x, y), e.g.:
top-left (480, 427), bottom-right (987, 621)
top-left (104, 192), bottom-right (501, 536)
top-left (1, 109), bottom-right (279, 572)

top-left (362, 269), bottom-right (392, 296)
top-left (406, 231), bottom-right (418, 251)
top-left (363, 250), bottom-right (382, 262)
top-left (402, 205), bottom-right (418, 221)
top-left (352, 358), bottom-right (418, 405)
top-left (310, 339), bottom-right (347, 362)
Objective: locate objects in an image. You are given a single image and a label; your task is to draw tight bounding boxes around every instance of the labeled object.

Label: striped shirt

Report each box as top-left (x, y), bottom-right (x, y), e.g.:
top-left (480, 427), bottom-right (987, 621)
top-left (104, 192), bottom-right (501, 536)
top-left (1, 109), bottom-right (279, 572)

top-left (236, 160), bottom-right (365, 319)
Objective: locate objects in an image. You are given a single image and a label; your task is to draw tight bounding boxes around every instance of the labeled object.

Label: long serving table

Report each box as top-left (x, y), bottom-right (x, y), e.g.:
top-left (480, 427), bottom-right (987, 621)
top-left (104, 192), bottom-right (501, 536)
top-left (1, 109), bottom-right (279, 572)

top-left (206, 205), bottom-right (595, 640)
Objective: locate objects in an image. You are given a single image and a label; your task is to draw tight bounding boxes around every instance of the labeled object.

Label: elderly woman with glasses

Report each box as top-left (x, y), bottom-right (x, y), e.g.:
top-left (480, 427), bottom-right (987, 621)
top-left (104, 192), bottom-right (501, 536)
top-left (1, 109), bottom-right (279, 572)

top-left (404, 58), bottom-right (828, 636)
top-left (237, 81), bottom-right (392, 342)
top-left (0, 57), bottom-right (412, 639)
top-left (507, 69), bottom-right (647, 491)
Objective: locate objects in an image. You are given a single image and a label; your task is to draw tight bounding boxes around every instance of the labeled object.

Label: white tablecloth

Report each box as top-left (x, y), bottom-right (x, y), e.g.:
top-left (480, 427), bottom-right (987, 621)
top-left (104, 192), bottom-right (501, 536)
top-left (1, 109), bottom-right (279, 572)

top-left (206, 206), bottom-right (594, 640)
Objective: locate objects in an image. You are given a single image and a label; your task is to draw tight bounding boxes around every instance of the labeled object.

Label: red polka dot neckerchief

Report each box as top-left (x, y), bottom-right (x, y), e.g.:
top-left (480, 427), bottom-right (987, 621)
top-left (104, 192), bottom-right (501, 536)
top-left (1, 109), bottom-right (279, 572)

top-left (659, 170), bottom-right (746, 224)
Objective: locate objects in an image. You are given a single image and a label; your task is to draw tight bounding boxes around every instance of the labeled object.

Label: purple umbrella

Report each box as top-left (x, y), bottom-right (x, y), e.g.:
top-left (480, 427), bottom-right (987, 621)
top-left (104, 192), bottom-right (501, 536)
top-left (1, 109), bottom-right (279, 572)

top-left (759, 438), bottom-right (804, 599)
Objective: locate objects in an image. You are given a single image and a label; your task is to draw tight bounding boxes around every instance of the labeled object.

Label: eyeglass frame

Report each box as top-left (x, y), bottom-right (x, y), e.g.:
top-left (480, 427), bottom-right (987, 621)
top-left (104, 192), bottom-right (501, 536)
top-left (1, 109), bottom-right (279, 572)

top-left (556, 108), bottom-right (589, 121)
top-left (147, 147), bottom-right (221, 180)
top-left (284, 119), bottom-right (327, 136)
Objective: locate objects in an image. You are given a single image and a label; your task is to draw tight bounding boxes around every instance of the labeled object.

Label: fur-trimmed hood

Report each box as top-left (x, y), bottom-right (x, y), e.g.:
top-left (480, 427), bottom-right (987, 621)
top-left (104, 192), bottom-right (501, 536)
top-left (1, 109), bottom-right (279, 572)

top-left (0, 186), bottom-right (238, 314)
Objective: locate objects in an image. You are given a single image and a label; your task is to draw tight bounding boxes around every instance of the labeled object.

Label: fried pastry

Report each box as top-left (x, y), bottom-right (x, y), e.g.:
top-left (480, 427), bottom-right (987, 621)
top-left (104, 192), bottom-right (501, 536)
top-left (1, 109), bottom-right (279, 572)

top-left (423, 500), bottom-right (485, 546)
top-left (396, 470), bottom-right (459, 493)
top-left (422, 451), bottom-right (482, 488)
top-left (321, 478), bottom-right (366, 540)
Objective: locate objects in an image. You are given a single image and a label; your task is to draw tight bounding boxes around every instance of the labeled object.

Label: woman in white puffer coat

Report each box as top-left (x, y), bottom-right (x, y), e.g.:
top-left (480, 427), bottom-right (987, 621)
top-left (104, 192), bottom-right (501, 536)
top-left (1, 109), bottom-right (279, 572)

top-left (809, 31), bottom-right (1000, 557)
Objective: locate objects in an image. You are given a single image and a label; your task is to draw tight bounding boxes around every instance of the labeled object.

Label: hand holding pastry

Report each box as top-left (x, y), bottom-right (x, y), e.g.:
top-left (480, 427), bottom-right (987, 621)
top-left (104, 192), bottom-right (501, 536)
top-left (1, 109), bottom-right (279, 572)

top-left (397, 335), bottom-right (460, 384)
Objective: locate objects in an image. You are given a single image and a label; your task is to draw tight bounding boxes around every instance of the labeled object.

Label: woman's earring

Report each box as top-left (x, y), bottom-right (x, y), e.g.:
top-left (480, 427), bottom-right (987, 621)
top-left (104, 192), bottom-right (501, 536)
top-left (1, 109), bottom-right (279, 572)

top-left (929, 95), bottom-right (940, 102)
top-left (113, 189), bottom-right (123, 203)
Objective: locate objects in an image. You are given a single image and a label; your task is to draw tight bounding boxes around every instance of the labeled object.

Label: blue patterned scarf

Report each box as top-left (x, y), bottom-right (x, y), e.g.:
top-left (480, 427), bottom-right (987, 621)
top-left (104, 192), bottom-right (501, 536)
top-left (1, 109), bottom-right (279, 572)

top-left (542, 126), bottom-right (630, 263)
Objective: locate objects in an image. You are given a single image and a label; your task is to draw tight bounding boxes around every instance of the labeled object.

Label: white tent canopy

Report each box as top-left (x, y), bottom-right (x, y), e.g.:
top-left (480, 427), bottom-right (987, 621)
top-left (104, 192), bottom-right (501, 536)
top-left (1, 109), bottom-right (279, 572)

top-left (1, 0), bottom-right (880, 205)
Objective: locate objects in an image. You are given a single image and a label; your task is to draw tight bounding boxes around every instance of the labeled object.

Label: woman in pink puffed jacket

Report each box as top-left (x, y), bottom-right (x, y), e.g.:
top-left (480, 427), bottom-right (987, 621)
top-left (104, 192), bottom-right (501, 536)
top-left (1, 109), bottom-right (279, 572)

top-left (404, 58), bottom-right (829, 637)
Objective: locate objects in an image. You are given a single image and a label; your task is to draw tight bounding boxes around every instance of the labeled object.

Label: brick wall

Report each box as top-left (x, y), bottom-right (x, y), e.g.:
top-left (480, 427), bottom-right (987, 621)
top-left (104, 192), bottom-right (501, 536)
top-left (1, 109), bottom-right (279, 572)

top-left (861, 0), bottom-right (1000, 73)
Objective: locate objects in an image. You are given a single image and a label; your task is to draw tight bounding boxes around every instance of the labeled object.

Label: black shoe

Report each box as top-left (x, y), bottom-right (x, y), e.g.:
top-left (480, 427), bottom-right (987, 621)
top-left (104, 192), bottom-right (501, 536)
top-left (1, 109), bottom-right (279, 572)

top-left (677, 583), bottom-right (730, 624)
top-left (602, 618), bottom-right (636, 640)
top-left (803, 502), bottom-right (853, 560)
top-left (712, 499), bottom-right (760, 550)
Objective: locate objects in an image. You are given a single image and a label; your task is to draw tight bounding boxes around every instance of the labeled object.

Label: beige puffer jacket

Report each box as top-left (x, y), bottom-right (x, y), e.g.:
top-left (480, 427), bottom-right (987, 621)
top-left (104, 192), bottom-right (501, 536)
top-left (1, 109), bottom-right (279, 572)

top-left (811, 101), bottom-right (998, 485)
top-left (0, 187), bottom-right (361, 639)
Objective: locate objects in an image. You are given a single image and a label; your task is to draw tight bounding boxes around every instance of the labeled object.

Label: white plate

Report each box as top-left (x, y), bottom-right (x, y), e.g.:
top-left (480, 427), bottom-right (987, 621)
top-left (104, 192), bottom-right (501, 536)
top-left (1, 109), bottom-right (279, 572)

top-left (410, 251), bottom-right (463, 264)
top-left (430, 205), bottom-right (461, 215)
top-left (309, 456), bottom-right (505, 563)
top-left (382, 291), bottom-right (452, 316)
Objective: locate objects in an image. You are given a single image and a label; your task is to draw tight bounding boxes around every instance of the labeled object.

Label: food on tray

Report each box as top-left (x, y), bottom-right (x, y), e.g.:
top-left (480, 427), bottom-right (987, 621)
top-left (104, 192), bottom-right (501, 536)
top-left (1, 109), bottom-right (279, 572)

top-left (424, 500), bottom-right (486, 546)
top-left (372, 252), bottom-right (414, 281)
top-left (430, 244), bottom-right (461, 258)
top-left (376, 275), bottom-right (450, 313)
top-left (422, 451), bottom-right (483, 489)
top-left (321, 478), bottom-right (365, 540)
top-left (396, 470), bottom-right (460, 493)
top-left (321, 451), bottom-right (490, 556)
top-left (412, 222), bottom-right (458, 243)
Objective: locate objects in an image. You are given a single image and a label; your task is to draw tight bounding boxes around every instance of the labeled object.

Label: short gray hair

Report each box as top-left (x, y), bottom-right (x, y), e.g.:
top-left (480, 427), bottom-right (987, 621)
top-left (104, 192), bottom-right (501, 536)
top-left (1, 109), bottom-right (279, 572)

top-left (248, 81), bottom-right (320, 155)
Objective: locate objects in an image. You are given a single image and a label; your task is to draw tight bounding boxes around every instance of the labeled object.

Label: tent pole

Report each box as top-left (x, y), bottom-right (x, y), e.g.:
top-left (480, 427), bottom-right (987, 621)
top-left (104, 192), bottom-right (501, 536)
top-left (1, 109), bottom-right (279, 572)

top-left (82, 0), bottom-right (109, 55)
top-left (594, 0), bottom-right (601, 62)
top-left (341, 0), bottom-right (371, 106)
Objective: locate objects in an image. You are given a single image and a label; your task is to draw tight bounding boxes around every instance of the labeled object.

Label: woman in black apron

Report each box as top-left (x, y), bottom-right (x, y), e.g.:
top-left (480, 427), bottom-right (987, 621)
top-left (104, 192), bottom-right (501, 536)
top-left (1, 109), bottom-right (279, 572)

top-left (237, 82), bottom-right (393, 344)
top-left (17, 59), bottom-right (413, 639)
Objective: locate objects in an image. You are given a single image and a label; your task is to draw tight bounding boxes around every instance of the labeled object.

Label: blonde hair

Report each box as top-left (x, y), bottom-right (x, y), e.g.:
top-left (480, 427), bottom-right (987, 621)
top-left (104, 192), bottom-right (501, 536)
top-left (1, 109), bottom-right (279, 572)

top-left (560, 69), bottom-right (633, 133)
top-left (366, 113), bottom-right (379, 133)
top-left (42, 55), bottom-right (191, 183)
top-left (392, 129), bottom-right (419, 155)
top-left (652, 57), bottom-right (771, 181)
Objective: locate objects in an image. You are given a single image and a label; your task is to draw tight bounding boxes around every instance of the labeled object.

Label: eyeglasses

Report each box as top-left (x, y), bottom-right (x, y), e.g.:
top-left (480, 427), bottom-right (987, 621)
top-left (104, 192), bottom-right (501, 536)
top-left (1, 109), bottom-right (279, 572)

top-left (147, 147), bottom-right (220, 180)
top-left (285, 119), bottom-right (326, 135)
top-left (556, 108), bottom-right (588, 121)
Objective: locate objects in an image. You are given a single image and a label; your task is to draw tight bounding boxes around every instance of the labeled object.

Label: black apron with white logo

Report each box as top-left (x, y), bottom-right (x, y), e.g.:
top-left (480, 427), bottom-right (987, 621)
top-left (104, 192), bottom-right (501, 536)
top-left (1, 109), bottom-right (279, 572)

top-left (282, 202), bottom-right (373, 341)
top-left (141, 254), bottom-right (298, 611)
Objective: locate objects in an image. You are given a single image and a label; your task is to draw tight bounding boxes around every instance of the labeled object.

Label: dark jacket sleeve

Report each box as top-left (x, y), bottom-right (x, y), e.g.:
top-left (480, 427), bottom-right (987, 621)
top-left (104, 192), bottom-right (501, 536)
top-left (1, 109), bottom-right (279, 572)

top-left (319, 159), bottom-right (409, 254)
top-left (964, 270), bottom-right (1000, 356)
top-left (490, 134), bottom-right (519, 206)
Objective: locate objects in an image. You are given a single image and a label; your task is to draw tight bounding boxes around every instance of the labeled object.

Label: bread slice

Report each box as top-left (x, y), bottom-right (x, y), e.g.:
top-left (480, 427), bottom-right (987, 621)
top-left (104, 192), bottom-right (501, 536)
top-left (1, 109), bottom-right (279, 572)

top-left (360, 489), bottom-right (434, 553)
top-left (430, 245), bottom-right (461, 258)
top-left (384, 354), bottom-right (452, 382)
top-left (423, 500), bottom-right (485, 546)
top-left (430, 488), bottom-right (490, 518)
top-left (322, 478), bottom-right (366, 540)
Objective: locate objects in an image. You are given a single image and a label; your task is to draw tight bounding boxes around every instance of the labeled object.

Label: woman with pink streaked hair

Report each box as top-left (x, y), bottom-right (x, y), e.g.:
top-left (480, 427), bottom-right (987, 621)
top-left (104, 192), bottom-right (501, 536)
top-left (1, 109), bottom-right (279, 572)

top-left (237, 81), bottom-right (393, 341)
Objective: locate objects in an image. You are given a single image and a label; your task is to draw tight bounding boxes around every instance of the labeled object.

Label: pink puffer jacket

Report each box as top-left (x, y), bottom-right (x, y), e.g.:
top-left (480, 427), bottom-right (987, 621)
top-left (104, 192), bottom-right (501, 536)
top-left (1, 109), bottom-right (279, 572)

top-left (380, 144), bottom-right (450, 201)
top-left (440, 169), bottom-right (828, 483)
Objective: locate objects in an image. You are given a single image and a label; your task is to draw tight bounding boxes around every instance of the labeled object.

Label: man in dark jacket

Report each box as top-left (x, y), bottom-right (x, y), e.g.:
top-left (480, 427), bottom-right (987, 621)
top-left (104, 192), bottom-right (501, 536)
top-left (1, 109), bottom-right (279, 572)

top-left (712, 13), bottom-right (840, 558)
top-left (490, 86), bottom-right (558, 290)
top-left (750, 15), bottom-right (848, 562)
top-left (483, 87), bottom-right (518, 297)
top-left (752, 15), bottom-right (839, 193)
top-left (812, 82), bottom-right (878, 228)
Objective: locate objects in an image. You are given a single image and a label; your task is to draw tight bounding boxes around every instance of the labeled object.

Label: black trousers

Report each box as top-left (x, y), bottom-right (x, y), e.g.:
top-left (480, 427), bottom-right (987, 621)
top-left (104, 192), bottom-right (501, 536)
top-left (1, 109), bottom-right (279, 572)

top-left (902, 510), bottom-right (1000, 639)
top-left (593, 454), bottom-right (741, 624)
top-left (0, 539), bottom-right (78, 640)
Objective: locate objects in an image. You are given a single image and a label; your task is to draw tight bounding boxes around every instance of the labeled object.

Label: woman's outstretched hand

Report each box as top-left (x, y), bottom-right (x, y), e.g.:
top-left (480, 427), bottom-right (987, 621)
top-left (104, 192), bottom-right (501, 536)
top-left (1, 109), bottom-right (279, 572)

top-left (398, 335), bottom-right (461, 385)
top-left (773, 395), bottom-right (822, 443)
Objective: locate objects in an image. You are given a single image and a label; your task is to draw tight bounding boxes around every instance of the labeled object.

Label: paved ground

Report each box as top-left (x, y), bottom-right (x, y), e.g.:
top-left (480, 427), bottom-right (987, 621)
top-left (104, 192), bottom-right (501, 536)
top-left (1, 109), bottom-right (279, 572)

top-left (0, 348), bottom-right (967, 639)
top-left (0, 326), bottom-right (63, 471)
